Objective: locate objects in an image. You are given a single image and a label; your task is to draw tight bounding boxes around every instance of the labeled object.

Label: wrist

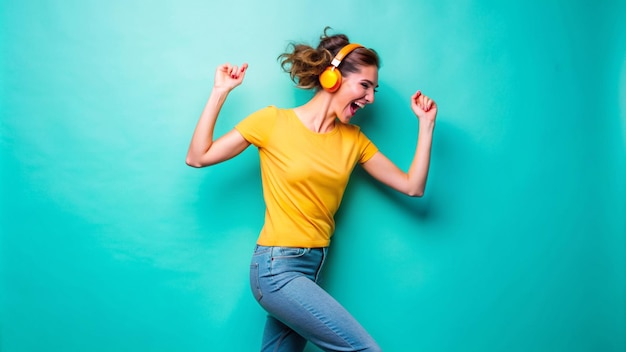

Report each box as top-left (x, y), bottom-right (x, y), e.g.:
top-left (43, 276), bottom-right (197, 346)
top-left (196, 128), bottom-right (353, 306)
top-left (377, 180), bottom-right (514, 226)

top-left (418, 119), bottom-right (435, 131)
top-left (212, 86), bottom-right (231, 95)
top-left (206, 87), bottom-right (230, 107)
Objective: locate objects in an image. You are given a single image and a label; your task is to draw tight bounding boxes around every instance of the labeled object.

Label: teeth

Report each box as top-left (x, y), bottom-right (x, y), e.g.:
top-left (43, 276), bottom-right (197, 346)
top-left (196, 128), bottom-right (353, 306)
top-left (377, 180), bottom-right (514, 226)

top-left (354, 102), bottom-right (364, 109)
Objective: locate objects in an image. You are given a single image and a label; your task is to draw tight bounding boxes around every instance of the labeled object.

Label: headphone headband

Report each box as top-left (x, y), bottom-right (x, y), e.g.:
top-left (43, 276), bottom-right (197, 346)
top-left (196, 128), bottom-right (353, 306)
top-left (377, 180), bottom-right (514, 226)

top-left (330, 43), bottom-right (363, 68)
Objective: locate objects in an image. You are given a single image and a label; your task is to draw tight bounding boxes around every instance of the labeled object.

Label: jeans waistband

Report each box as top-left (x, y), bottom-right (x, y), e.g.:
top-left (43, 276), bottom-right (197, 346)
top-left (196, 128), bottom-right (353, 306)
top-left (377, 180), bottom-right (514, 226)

top-left (255, 245), bottom-right (327, 251)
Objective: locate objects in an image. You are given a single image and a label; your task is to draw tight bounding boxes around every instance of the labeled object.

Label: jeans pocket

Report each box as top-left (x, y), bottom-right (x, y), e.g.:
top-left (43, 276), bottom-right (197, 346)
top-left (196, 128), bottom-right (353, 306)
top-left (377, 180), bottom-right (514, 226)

top-left (250, 262), bottom-right (263, 302)
top-left (272, 247), bottom-right (309, 259)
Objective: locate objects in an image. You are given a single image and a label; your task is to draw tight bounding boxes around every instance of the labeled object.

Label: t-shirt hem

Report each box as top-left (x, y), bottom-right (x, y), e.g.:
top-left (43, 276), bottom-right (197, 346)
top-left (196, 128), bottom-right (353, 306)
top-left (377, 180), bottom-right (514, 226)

top-left (256, 239), bottom-right (331, 248)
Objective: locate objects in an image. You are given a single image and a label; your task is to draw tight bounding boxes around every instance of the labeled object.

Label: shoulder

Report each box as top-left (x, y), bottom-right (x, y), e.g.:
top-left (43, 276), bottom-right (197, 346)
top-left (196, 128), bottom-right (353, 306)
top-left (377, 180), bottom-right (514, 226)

top-left (337, 122), bottom-right (365, 137)
top-left (254, 105), bottom-right (280, 116)
top-left (239, 105), bottom-right (280, 124)
top-left (252, 105), bottom-right (297, 120)
top-left (236, 106), bottom-right (286, 146)
top-left (338, 123), bottom-right (376, 152)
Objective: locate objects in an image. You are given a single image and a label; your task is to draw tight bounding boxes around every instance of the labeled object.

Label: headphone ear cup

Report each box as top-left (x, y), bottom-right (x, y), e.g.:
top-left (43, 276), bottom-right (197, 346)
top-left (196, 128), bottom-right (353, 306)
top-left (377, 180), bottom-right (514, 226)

top-left (319, 67), bottom-right (342, 92)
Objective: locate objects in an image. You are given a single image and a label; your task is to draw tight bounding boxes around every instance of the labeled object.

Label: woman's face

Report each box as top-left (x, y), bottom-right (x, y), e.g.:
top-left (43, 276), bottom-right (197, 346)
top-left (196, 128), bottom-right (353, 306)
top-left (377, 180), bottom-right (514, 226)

top-left (333, 65), bottom-right (379, 124)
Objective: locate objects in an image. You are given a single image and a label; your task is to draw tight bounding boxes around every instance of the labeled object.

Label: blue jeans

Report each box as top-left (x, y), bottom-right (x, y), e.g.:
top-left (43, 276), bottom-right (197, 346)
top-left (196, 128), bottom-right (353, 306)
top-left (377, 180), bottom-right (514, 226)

top-left (249, 245), bottom-right (381, 352)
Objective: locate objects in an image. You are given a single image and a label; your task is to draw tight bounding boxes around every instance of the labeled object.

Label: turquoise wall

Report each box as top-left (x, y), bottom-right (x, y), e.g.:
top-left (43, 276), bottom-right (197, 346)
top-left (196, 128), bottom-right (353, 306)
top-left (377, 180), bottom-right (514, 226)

top-left (1, 0), bottom-right (625, 351)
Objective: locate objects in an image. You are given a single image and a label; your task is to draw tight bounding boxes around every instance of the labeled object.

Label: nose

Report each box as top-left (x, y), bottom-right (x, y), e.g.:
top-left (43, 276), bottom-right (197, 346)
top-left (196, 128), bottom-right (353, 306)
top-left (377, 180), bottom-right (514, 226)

top-left (366, 90), bottom-right (375, 105)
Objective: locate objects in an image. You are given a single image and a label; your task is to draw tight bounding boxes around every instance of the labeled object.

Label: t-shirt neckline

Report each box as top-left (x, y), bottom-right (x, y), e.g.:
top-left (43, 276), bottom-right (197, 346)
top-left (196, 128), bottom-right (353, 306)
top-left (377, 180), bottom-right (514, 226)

top-left (288, 109), bottom-right (340, 136)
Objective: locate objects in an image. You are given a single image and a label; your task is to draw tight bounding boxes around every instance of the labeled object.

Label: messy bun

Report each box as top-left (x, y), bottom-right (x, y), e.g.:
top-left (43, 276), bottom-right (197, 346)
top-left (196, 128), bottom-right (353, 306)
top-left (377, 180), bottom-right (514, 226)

top-left (279, 27), bottom-right (380, 90)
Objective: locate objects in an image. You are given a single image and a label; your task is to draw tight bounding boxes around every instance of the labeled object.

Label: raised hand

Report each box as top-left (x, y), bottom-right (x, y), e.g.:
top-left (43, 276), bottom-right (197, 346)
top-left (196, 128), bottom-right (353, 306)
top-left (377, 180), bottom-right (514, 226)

top-left (411, 90), bottom-right (437, 124)
top-left (213, 63), bottom-right (248, 92)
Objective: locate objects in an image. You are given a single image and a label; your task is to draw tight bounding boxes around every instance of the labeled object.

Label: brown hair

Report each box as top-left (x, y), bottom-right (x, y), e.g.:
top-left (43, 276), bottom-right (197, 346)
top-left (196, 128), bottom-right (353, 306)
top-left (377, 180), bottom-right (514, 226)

top-left (279, 27), bottom-right (380, 90)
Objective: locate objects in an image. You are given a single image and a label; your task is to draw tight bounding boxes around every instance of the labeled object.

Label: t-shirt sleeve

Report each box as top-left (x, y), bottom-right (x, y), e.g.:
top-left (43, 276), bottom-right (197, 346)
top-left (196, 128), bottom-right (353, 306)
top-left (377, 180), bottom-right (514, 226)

top-left (357, 130), bottom-right (379, 164)
top-left (234, 106), bottom-right (278, 148)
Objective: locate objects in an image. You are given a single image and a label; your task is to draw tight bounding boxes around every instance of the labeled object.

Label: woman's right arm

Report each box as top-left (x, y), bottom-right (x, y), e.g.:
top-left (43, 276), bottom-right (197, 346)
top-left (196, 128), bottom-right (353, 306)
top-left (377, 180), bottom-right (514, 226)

top-left (186, 63), bottom-right (251, 168)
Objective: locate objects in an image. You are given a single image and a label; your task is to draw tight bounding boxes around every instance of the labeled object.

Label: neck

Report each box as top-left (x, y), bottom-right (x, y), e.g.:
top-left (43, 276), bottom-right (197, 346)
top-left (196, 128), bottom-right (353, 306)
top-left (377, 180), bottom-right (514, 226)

top-left (293, 91), bottom-right (336, 133)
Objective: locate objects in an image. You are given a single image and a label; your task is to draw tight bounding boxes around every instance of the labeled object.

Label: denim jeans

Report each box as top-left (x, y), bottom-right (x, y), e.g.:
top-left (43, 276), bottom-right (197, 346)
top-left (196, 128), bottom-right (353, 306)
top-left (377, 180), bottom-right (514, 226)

top-left (249, 245), bottom-right (381, 352)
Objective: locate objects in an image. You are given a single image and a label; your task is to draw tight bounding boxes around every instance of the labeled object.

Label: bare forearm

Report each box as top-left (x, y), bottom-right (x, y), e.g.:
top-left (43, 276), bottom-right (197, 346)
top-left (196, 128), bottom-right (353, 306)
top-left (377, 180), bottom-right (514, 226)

top-left (186, 88), bottom-right (230, 166)
top-left (186, 63), bottom-right (248, 167)
top-left (406, 120), bottom-right (435, 197)
top-left (361, 91), bottom-right (437, 197)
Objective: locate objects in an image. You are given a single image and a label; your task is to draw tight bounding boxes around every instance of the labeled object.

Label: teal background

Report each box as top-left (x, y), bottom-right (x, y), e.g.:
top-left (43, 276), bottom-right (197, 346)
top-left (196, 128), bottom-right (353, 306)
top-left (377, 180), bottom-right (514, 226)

top-left (1, 0), bottom-right (625, 351)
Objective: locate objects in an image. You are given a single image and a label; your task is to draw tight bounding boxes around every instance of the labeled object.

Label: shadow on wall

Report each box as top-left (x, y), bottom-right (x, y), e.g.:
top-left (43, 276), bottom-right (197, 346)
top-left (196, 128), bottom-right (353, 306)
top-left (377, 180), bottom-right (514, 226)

top-left (337, 87), bottom-right (476, 228)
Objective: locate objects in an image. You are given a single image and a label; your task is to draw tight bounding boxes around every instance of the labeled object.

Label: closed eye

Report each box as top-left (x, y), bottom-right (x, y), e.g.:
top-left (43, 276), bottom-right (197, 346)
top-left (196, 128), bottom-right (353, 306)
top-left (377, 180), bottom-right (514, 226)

top-left (361, 82), bottom-right (379, 93)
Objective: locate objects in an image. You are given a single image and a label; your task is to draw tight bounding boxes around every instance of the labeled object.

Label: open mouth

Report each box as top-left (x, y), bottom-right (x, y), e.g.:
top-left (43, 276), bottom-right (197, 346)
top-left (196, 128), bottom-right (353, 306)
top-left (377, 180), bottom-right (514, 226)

top-left (349, 101), bottom-right (364, 116)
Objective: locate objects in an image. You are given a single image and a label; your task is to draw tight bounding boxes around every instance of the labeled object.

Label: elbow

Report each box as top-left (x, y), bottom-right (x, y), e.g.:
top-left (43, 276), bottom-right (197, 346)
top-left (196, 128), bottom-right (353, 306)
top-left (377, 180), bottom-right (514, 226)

top-left (406, 187), bottom-right (425, 197)
top-left (185, 155), bottom-right (204, 168)
top-left (407, 190), bottom-right (424, 198)
top-left (186, 155), bottom-right (217, 168)
top-left (406, 179), bottom-right (428, 197)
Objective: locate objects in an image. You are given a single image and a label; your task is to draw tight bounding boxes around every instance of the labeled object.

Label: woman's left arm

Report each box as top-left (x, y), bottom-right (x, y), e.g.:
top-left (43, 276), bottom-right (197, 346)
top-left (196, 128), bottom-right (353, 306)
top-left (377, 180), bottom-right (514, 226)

top-left (361, 90), bottom-right (437, 197)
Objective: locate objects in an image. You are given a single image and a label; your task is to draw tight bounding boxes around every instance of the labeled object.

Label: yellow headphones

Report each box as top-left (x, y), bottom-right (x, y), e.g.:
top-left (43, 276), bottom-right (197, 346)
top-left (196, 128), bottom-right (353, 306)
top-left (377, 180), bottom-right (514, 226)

top-left (319, 43), bottom-right (364, 92)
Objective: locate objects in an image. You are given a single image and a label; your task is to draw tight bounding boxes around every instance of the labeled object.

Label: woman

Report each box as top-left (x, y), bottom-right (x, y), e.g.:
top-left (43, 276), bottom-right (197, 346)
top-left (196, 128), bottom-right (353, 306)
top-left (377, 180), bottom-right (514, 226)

top-left (186, 29), bottom-right (437, 352)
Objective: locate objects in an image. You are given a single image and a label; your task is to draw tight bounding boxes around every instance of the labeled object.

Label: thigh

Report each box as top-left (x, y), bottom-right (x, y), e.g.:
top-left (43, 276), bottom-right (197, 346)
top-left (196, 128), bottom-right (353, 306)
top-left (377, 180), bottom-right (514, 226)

top-left (251, 246), bottom-right (319, 351)
top-left (250, 245), bottom-right (380, 352)
top-left (261, 275), bottom-right (380, 352)
top-left (260, 315), bottom-right (307, 352)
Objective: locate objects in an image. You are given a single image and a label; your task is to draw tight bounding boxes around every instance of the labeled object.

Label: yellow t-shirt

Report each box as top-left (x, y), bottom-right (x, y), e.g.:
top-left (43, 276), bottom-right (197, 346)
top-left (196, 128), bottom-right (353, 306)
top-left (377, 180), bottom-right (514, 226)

top-left (235, 106), bottom-right (379, 247)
